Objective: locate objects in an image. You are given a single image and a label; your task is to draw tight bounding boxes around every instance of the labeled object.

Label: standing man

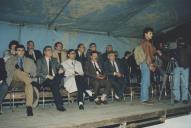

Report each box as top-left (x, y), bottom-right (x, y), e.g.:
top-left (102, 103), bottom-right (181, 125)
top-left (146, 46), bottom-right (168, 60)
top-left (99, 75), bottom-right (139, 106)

top-left (173, 37), bottom-right (191, 104)
top-left (37, 46), bottom-right (66, 111)
top-left (6, 44), bottom-right (37, 116)
top-left (25, 40), bottom-right (42, 63)
top-left (134, 27), bottom-right (156, 103)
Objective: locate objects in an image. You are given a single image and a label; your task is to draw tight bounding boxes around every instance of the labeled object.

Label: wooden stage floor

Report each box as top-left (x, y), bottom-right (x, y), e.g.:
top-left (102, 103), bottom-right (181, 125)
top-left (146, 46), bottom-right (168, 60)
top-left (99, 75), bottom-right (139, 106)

top-left (0, 99), bottom-right (191, 128)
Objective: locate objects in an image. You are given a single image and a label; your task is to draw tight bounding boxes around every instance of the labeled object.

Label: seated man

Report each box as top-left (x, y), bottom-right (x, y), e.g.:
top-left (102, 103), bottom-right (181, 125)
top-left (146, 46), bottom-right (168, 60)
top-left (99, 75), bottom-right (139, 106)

top-left (6, 44), bottom-right (37, 116)
top-left (0, 58), bottom-right (8, 114)
top-left (52, 42), bottom-right (67, 63)
top-left (101, 44), bottom-right (113, 61)
top-left (62, 49), bottom-right (92, 110)
top-left (104, 51), bottom-right (126, 100)
top-left (37, 46), bottom-right (66, 111)
top-left (3, 40), bottom-right (19, 62)
top-left (75, 43), bottom-right (87, 69)
top-left (25, 40), bottom-right (42, 63)
top-left (85, 51), bottom-right (111, 105)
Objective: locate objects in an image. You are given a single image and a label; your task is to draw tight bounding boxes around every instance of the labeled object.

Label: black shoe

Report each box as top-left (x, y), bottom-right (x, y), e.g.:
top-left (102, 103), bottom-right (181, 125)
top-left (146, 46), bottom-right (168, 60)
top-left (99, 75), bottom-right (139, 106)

top-left (95, 100), bottom-right (101, 105)
top-left (57, 106), bottom-right (66, 112)
top-left (182, 100), bottom-right (188, 104)
top-left (142, 101), bottom-right (154, 105)
top-left (26, 106), bottom-right (33, 116)
top-left (101, 100), bottom-right (108, 104)
top-left (79, 104), bottom-right (84, 110)
top-left (174, 100), bottom-right (179, 104)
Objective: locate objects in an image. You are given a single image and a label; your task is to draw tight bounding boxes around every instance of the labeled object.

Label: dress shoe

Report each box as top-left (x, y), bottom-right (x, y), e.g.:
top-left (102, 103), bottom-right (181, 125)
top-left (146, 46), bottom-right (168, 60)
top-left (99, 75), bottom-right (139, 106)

top-left (174, 100), bottom-right (179, 104)
top-left (79, 104), bottom-right (84, 110)
top-left (101, 100), bottom-right (108, 104)
top-left (57, 106), bottom-right (66, 112)
top-left (142, 100), bottom-right (154, 105)
top-left (26, 106), bottom-right (33, 116)
top-left (95, 100), bottom-right (101, 105)
top-left (182, 100), bottom-right (188, 104)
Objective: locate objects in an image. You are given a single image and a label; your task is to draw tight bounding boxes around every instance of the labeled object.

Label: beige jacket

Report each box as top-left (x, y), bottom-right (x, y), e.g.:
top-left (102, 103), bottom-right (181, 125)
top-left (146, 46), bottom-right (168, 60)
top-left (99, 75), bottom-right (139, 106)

top-left (52, 50), bottom-right (67, 64)
top-left (5, 56), bottom-right (36, 85)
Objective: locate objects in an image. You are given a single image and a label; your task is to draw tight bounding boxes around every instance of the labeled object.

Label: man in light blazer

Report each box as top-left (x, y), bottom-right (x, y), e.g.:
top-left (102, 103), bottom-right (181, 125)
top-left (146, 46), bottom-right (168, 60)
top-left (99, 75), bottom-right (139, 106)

top-left (6, 44), bottom-right (38, 116)
top-left (52, 42), bottom-right (67, 64)
top-left (85, 51), bottom-right (111, 105)
top-left (37, 45), bottom-right (65, 112)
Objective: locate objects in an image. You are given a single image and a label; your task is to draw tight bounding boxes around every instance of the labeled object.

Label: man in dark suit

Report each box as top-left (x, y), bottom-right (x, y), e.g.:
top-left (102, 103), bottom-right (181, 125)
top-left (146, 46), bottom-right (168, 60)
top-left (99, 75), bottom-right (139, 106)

top-left (85, 51), bottom-right (111, 105)
top-left (104, 51), bottom-right (126, 100)
top-left (0, 58), bottom-right (8, 114)
top-left (37, 45), bottom-right (65, 111)
top-left (75, 43), bottom-right (87, 69)
top-left (25, 40), bottom-right (42, 63)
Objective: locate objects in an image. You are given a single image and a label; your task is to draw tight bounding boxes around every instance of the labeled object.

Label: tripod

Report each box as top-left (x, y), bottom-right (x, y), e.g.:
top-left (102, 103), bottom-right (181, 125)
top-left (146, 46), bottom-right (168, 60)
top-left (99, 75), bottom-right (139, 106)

top-left (159, 57), bottom-right (177, 104)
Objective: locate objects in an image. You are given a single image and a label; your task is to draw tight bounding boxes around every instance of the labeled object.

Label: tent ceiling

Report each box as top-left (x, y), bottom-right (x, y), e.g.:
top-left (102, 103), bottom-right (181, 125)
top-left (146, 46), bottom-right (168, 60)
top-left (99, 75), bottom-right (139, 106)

top-left (0, 0), bottom-right (191, 38)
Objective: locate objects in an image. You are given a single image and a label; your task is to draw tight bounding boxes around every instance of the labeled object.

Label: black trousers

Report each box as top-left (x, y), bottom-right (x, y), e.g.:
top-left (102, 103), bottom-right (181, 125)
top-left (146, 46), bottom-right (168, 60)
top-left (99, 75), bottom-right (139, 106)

top-left (110, 77), bottom-right (126, 98)
top-left (91, 79), bottom-right (111, 98)
top-left (41, 74), bottom-right (64, 108)
top-left (75, 76), bottom-right (88, 103)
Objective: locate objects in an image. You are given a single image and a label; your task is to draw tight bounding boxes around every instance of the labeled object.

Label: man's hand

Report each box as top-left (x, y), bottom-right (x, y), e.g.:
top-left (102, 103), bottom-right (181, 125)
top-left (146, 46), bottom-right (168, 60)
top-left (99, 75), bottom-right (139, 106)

top-left (58, 68), bottom-right (64, 74)
top-left (96, 74), bottom-right (105, 80)
top-left (0, 80), bottom-right (3, 84)
top-left (47, 75), bottom-right (54, 80)
top-left (114, 72), bottom-right (124, 78)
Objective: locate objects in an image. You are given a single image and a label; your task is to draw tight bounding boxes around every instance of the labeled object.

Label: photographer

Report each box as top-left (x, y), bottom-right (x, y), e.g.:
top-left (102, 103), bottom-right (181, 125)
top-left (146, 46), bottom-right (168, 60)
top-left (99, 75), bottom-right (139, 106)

top-left (173, 37), bottom-right (191, 104)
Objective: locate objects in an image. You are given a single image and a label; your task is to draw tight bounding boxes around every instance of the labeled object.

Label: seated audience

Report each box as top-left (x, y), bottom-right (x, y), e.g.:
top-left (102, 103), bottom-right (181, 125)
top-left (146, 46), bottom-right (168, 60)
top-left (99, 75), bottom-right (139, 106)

top-left (85, 51), bottom-right (111, 105)
top-left (3, 40), bottom-right (19, 62)
top-left (25, 40), bottom-right (42, 63)
top-left (37, 46), bottom-right (66, 111)
top-left (53, 42), bottom-right (67, 63)
top-left (6, 44), bottom-right (38, 116)
top-left (104, 51), bottom-right (126, 100)
top-left (62, 49), bottom-right (92, 110)
top-left (0, 58), bottom-right (8, 114)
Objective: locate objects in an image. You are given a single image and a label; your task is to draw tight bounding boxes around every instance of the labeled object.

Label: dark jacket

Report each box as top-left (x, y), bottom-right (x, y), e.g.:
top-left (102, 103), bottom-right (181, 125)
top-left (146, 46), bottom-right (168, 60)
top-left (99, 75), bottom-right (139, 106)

top-left (0, 58), bottom-right (7, 82)
top-left (25, 49), bottom-right (42, 63)
top-left (104, 59), bottom-right (125, 79)
top-left (75, 50), bottom-right (87, 69)
top-left (175, 45), bottom-right (191, 68)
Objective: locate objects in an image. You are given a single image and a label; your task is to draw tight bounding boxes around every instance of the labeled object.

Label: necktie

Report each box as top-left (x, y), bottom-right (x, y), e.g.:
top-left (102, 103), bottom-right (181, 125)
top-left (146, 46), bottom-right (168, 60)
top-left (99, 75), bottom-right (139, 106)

top-left (112, 61), bottom-right (117, 72)
top-left (49, 59), bottom-right (53, 76)
top-left (20, 58), bottom-right (24, 71)
top-left (93, 62), bottom-right (102, 74)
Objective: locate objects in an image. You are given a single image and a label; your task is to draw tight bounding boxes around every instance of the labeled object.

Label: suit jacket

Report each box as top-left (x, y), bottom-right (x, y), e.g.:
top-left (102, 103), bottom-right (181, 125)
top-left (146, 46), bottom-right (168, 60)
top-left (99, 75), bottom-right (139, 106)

top-left (25, 49), bottom-right (42, 63)
top-left (75, 50), bottom-right (87, 69)
top-left (61, 59), bottom-right (83, 93)
top-left (6, 56), bottom-right (36, 85)
top-left (52, 50), bottom-right (67, 63)
top-left (0, 58), bottom-right (7, 82)
top-left (85, 60), bottom-right (105, 81)
top-left (104, 59), bottom-right (125, 80)
top-left (36, 57), bottom-right (61, 84)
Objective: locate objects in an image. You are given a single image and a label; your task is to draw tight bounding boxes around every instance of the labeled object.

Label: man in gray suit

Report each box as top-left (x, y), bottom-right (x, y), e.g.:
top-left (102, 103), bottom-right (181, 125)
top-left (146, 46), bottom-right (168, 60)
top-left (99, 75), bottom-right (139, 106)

top-left (37, 45), bottom-right (65, 111)
top-left (6, 44), bottom-right (37, 116)
top-left (85, 51), bottom-right (111, 105)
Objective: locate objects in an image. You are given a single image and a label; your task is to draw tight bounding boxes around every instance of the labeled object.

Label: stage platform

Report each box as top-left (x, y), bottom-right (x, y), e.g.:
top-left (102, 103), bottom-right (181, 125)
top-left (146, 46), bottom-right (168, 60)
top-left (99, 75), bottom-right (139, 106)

top-left (0, 100), bottom-right (191, 128)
